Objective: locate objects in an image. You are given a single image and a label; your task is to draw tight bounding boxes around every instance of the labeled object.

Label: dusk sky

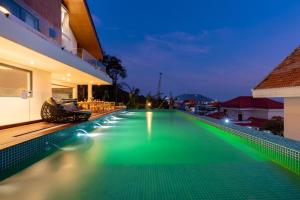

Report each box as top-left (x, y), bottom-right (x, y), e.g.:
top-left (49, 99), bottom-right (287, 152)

top-left (88, 0), bottom-right (300, 100)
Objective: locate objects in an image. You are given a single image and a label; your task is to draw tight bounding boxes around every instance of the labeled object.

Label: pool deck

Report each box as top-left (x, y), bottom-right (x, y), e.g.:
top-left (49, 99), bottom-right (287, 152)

top-left (0, 109), bottom-right (125, 150)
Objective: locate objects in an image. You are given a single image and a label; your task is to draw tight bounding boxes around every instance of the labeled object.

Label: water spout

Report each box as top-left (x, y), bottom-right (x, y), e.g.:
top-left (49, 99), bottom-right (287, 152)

top-left (76, 129), bottom-right (88, 134)
top-left (76, 129), bottom-right (103, 138)
top-left (93, 122), bottom-right (112, 129)
top-left (111, 116), bottom-right (122, 120)
top-left (103, 119), bottom-right (118, 124)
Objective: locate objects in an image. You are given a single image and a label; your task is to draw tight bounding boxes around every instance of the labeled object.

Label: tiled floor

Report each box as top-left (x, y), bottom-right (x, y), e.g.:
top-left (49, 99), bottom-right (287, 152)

top-left (0, 109), bottom-right (124, 150)
top-left (1, 110), bottom-right (300, 200)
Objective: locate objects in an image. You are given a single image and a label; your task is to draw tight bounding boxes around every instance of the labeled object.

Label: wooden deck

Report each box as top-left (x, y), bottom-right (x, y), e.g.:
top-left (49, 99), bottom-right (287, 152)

top-left (0, 109), bottom-right (124, 150)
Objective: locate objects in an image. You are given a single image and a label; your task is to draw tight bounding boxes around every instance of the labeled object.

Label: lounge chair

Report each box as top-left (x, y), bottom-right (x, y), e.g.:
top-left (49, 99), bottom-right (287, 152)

top-left (41, 98), bottom-right (92, 123)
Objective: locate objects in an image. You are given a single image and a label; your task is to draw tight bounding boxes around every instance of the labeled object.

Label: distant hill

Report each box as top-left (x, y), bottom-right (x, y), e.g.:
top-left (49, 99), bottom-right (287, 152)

top-left (175, 94), bottom-right (213, 102)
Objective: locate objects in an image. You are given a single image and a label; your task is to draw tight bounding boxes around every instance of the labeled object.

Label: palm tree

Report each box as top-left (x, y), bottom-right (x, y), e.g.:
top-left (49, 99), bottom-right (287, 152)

top-left (122, 83), bottom-right (140, 109)
top-left (102, 54), bottom-right (127, 103)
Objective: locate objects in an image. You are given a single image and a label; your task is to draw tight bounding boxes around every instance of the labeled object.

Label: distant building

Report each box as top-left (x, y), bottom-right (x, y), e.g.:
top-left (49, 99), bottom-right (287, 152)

top-left (175, 93), bottom-right (216, 113)
top-left (175, 94), bottom-right (213, 104)
top-left (221, 96), bottom-right (283, 121)
top-left (252, 46), bottom-right (300, 141)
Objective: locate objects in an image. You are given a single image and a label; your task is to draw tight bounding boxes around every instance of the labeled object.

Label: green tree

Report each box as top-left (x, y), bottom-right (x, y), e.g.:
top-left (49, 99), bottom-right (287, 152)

top-left (103, 90), bottom-right (109, 101)
top-left (102, 54), bottom-right (127, 103)
top-left (263, 119), bottom-right (284, 136)
top-left (122, 83), bottom-right (140, 109)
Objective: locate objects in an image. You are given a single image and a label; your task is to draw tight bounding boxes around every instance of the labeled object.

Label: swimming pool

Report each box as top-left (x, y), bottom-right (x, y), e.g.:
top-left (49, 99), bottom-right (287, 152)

top-left (1, 110), bottom-right (300, 199)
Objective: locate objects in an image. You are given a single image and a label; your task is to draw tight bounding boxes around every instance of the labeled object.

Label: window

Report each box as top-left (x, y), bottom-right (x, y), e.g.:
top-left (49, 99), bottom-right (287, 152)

top-left (0, 64), bottom-right (32, 97)
top-left (49, 28), bottom-right (57, 39)
top-left (0, 0), bottom-right (39, 31)
top-left (20, 8), bottom-right (39, 30)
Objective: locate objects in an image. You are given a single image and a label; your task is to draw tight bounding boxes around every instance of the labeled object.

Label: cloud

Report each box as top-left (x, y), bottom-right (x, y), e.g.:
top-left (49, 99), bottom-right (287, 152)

top-left (109, 29), bottom-right (234, 98)
top-left (148, 31), bottom-right (208, 42)
top-left (144, 31), bottom-right (211, 55)
top-left (91, 14), bottom-right (101, 27)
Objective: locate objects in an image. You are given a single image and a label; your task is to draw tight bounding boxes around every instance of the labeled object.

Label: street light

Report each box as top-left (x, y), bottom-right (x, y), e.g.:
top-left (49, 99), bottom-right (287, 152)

top-left (224, 118), bottom-right (230, 124)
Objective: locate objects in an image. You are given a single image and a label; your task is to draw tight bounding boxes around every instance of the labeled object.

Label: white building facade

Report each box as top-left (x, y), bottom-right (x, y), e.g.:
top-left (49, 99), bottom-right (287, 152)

top-left (221, 96), bottom-right (283, 122)
top-left (0, 0), bottom-right (111, 126)
top-left (253, 46), bottom-right (300, 141)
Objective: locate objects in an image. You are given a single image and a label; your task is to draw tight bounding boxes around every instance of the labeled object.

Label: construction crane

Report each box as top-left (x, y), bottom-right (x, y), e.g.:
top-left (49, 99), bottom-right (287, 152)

top-left (156, 72), bottom-right (162, 100)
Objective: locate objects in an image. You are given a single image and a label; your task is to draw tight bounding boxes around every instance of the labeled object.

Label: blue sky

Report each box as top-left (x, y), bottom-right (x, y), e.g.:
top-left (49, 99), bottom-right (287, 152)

top-left (88, 0), bottom-right (300, 100)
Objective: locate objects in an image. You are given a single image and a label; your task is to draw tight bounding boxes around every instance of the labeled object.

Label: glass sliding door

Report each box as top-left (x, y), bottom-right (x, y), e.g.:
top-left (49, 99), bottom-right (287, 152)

top-left (0, 63), bottom-right (32, 125)
top-left (0, 63), bottom-right (32, 97)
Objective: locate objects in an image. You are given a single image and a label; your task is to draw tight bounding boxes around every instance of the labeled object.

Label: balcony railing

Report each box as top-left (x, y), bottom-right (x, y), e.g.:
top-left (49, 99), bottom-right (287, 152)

top-left (76, 48), bottom-right (106, 73)
top-left (0, 0), bottom-right (62, 46)
top-left (1, 3), bottom-right (107, 74)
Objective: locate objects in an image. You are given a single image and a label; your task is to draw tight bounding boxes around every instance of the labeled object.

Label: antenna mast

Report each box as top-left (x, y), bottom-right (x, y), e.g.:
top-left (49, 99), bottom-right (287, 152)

top-left (156, 72), bottom-right (162, 99)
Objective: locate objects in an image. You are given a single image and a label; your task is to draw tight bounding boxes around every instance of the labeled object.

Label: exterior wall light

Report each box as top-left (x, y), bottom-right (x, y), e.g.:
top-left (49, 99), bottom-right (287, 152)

top-left (224, 118), bottom-right (230, 123)
top-left (146, 102), bottom-right (152, 109)
top-left (0, 6), bottom-right (10, 17)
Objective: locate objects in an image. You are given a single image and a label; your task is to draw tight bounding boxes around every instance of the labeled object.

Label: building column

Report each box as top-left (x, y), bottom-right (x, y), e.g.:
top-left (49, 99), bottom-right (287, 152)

top-left (284, 97), bottom-right (300, 141)
top-left (88, 83), bottom-right (93, 100)
top-left (72, 86), bottom-right (78, 99)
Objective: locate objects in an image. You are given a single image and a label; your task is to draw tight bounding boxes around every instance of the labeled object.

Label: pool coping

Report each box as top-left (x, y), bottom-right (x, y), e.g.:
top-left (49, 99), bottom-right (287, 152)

top-left (0, 109), bottom-right (126, 179)
top-left (0, 109), bottom-right (125, 150)
top-left (179, 110), bottom-right (300, 161)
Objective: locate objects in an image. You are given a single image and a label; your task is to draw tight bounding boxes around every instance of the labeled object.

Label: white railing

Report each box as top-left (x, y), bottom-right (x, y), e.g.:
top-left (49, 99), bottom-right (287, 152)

top-left (7, 12), bottom-right (61, 47)
top-left (3, 6), bottom-right (107, 74)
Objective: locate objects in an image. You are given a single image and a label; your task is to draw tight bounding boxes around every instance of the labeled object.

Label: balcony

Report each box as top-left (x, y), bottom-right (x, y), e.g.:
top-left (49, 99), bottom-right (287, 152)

top-left (75, 48), bottom-right (106, 73)
top-left (0, 11), bottom-right (112, 85)
top-left (0, 3), bottom-right (107, 77)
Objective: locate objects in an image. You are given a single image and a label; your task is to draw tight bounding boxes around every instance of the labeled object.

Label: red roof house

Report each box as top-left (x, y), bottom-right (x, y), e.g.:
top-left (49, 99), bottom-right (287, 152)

top-left (252, 46), bottom-right (300, 141)
top-left (220, 96), bottom-right (283, 122)
top-left (221, 96), bottom-right (283, 109)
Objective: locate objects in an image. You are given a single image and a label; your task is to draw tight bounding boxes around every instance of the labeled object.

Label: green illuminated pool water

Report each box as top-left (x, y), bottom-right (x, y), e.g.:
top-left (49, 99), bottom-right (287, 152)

top-left (1, 110), bottom-right (300, 199)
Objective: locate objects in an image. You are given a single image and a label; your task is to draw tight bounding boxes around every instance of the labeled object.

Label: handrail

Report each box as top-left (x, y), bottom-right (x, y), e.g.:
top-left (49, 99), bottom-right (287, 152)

top-left (3, 7), bottom-right (107, 74)
top-left (71, 48), bottom-right (106, 72)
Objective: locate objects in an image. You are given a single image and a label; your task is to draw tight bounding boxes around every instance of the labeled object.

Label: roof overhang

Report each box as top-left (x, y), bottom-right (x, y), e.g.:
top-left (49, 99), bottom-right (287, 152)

top-left (63, 0), bottom-right (103, 60)
top-left (253, 87), bottom-right (300, 98)
top-left (0, 36), bottom-right (109, 85)
top-left (222, 107), bottom-right (282, 111)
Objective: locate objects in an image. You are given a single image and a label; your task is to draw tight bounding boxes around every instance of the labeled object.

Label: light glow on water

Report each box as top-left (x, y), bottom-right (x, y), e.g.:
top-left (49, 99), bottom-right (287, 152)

top-left (76, 128), bottom-right (103, 138)
top-left (48, 142), bottom-right (86, 151)
top-left (76, 129), bottom-right (88, 134)
top-left (0, 184), bottom-right (18, 194)
top-left (77, 133), bottom-right (103, 138)
top-left (124, 112), bottom-right (136, 115)
top-left (2, 111), bottom-right (300, 200)
top-left (111, 116), bottom-right (122, 120)
top-left (103, 120), bottom-right (118, 124)
top-left (146, 111), bottom-right (153, 139)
